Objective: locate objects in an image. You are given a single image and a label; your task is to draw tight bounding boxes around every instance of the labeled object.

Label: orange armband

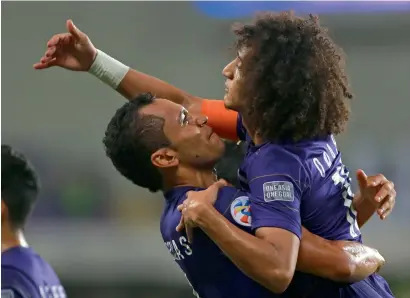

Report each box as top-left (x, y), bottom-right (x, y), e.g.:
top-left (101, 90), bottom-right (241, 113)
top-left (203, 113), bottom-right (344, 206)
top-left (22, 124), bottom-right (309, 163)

top-left (200, 100), bottom-right (239, 141)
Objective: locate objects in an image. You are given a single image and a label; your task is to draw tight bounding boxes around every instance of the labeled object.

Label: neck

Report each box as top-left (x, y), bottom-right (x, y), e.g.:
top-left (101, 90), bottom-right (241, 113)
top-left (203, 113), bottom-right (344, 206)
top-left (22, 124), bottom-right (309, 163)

top-left (1, 226), bottom-right (29, 253)
top-left (241, 113), bottom-right (264, 145)
top-left (163, 166), bottom-right (217, 191)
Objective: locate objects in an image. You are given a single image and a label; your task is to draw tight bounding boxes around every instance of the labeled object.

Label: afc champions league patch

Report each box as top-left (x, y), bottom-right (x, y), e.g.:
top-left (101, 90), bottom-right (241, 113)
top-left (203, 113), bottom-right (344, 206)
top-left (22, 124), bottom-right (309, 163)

top-left (230, 196), bottom-right (252, 227)
top-left (263, 181), bottom-right (294, 202)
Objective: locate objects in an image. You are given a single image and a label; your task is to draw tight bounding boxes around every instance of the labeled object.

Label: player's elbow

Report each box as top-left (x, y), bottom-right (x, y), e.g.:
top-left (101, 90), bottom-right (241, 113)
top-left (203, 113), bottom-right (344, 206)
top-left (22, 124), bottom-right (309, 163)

top-left (333, 249), bottom-right (385, 283)
top-left (331, 261), bottom-right (359, 283)
top-left (265, 268), bottom-right (294, 293)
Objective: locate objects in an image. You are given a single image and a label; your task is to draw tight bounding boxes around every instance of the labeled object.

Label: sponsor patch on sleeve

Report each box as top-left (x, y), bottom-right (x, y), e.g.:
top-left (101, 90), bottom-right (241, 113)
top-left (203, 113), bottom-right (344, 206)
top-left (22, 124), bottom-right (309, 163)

top-left (263, 181), bottom-right (294, 202)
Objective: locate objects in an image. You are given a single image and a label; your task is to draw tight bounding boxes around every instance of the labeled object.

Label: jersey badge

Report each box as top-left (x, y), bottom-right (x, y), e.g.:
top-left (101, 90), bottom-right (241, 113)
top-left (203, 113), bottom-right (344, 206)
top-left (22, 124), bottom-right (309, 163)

top-left (230, 196), bottom-right (252, 227)
top-left (263, 181), bottom-right (294, 202)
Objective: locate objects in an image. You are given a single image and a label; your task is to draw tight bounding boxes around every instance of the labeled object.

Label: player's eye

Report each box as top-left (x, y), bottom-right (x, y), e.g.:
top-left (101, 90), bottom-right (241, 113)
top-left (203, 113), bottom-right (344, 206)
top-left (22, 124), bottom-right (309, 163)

top-left (236, 56), bottom-right (243, 70)
top-left (180, 109), bottom-right (189, 127)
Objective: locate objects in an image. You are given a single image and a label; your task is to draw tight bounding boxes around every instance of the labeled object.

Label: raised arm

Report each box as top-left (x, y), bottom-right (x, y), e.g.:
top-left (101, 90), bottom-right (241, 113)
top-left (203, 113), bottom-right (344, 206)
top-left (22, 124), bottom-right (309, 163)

top-left (34, 20), bottom-right (239, 140)
top-left (91, 51), bottom-right (204, 108)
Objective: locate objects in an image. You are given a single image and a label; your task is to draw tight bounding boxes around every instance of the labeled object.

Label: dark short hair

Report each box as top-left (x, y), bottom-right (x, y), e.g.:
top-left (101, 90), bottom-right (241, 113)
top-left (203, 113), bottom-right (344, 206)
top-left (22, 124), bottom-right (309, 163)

top-left (1, 145), bottom-right (39, 229)
top-left (215, 141), bottom-right (246, 188)
top-left (234, 11), bottom-right (352, 142)
top-left (103, 93), bottom-right (170, 192)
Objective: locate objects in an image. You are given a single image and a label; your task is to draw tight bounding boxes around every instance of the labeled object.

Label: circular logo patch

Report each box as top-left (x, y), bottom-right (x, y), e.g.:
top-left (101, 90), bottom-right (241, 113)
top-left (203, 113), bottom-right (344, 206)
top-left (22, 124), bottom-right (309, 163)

top-left (230, 196), bottom-right (251, 227)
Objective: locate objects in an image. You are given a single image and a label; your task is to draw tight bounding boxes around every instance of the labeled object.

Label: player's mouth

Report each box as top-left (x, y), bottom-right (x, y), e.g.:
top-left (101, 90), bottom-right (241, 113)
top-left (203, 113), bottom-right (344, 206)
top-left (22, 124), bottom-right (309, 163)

top-left (207, 127), bottom-right (215, 139)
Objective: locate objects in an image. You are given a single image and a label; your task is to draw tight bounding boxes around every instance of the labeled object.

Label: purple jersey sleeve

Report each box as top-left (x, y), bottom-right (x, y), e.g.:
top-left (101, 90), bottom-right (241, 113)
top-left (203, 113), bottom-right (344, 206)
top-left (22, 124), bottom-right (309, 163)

top-left (248, 146), bottom-right (308, 239)
top-left (236, 114), bottom-right (247, 141)
top-left (1, 267), bottom-right (34, 298)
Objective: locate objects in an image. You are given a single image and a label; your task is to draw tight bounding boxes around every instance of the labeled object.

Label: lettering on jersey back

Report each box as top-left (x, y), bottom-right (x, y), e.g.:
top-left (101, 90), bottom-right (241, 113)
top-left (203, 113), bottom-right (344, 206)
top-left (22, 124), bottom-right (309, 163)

top-left (310, 136), bottom-right (360, 239)
top-left (331, 165), bottom-right (360, 238)
top-left (39, 285), bottom-right (66, 298)
top-left (165, 236), bottom-right (193, 261)
top-left (263, 181), bottom-right (294, 202)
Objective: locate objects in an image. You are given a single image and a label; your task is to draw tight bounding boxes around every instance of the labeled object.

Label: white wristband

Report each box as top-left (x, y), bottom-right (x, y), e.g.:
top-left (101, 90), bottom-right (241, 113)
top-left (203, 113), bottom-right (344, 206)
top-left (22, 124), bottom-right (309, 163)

top-left (88, 49), bottom-right (130, 89)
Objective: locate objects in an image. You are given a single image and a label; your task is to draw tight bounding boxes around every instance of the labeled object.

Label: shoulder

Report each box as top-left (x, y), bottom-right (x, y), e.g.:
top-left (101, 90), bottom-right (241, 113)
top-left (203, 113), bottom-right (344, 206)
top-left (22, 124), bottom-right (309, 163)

top-left (248, 144), bottom-right (309, 185)
top-left (1, 266), bottom-right (36, 298)
top-left (216, 187), bottom-right (252, 228)
top-left (214, 186), bottom-right (246, 212)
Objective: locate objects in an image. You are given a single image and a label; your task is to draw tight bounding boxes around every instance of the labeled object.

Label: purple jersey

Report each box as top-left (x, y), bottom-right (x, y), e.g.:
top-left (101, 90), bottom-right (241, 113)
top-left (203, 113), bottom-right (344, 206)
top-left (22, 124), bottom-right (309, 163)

top-left (1, 247), bottom-right (66, 298)
top-left (236, 115), bottom-right (394, 297)
top-left (161, 186), bottom-right (280, 298)
top-left (160, 186), bottom-right (345, 298)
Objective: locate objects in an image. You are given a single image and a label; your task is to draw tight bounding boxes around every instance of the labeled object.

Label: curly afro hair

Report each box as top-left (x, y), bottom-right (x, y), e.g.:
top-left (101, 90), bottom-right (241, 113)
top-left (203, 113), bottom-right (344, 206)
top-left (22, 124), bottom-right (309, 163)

top-left (234, 11), bottom-right (353, 142)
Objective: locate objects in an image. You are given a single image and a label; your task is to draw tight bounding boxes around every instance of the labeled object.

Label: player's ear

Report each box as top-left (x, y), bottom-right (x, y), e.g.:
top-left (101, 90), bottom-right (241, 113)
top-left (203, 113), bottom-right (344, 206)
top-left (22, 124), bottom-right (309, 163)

top-left (151, 148), bottom-right (179, 168)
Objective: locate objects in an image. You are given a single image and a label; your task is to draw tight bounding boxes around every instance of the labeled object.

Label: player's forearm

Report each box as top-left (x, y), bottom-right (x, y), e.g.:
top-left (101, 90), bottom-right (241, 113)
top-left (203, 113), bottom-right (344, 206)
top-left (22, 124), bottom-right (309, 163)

top-left (117, 68), bottom-right (203, 110)
top-left (196, 207), bottom-right (292, 294)
top-left (353, 192), bottom-right (375, 228)
top-left (297, 227), bottom-right (353, 281)
top-left (297, 228), bottom-right (383, 282)
top-left (88, 49), bottom-right (204, 112)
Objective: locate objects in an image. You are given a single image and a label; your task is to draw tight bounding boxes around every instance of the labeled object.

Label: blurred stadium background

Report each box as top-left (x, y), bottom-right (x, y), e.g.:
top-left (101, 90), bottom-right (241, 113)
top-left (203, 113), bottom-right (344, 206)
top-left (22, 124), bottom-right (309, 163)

top-left (2, 2), bottom-right (410, 297)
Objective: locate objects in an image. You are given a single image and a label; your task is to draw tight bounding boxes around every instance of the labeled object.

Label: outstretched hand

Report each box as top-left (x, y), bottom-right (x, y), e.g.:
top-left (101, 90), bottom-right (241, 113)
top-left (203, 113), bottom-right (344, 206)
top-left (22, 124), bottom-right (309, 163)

top-left (33, 20), bottom-right (97, 71)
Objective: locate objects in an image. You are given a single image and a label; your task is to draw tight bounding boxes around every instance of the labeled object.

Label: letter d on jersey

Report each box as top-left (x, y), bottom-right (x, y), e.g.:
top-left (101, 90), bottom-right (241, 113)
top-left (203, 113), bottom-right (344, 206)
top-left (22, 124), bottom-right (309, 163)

top-left (263, 181), bottom-right (294, 202)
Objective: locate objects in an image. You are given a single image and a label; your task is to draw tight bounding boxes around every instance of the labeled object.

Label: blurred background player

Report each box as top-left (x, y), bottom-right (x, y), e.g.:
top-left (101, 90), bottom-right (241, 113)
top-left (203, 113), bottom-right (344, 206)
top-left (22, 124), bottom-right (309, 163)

top-left (102, 93), bottom-right (392, 297)
top-left (1, 145), bottom-right (66, 298)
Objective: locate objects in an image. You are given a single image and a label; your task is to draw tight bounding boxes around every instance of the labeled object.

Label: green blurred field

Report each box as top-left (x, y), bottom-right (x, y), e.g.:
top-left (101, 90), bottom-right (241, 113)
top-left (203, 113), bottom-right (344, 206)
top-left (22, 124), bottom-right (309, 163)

top-left (388, 277), bottom-right (410, 298)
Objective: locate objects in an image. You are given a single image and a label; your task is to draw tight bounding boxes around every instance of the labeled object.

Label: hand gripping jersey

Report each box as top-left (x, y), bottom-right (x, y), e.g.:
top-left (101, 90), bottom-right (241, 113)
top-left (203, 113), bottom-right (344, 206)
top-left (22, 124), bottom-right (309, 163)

top-left (2, 247), bottom-right (66, 298)
top-left (161, 186), bottom-right (283, 298)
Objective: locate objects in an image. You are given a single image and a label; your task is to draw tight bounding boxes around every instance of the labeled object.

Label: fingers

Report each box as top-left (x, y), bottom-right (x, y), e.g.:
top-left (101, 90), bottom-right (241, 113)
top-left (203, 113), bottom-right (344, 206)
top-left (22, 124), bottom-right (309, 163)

top-left (45, 46), bottom-right (57, 58)
top-left (33, 58), bottom-right (57, 70)
top-left (35, 35), bottom-right (72, 70)
top-left (186, 225), bottom-right (194, 244)
top-left (366, 174), bottom-right (387, 188)
top-left (372, 179), bottom-right (395, 219)
top-left (66, 19), bottom-right (83, 40)
top-left (207, 179), bottom-right (228, 193)
top-left (47, 33), bottom-right (73, 48)
top-left (175, 213), bottom-right (194, 243)
top-left (374, 180), bottom-right (395, 219)
top-left (176, 216), bottom-right (184, 232)
top-left (356, 169), bottom-right (368, 188)
top-left (377, 195), bottom-right (395, 220)
top-left (374, 181), bottom-right (394, 203)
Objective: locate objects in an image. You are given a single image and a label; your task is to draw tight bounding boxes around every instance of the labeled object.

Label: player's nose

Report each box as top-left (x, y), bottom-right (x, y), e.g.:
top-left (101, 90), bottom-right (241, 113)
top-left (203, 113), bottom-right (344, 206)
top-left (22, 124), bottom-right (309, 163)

top-left (195, 115), bottom-right (208, 127)
top-left (222, 59), bottom-right (235, 79)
